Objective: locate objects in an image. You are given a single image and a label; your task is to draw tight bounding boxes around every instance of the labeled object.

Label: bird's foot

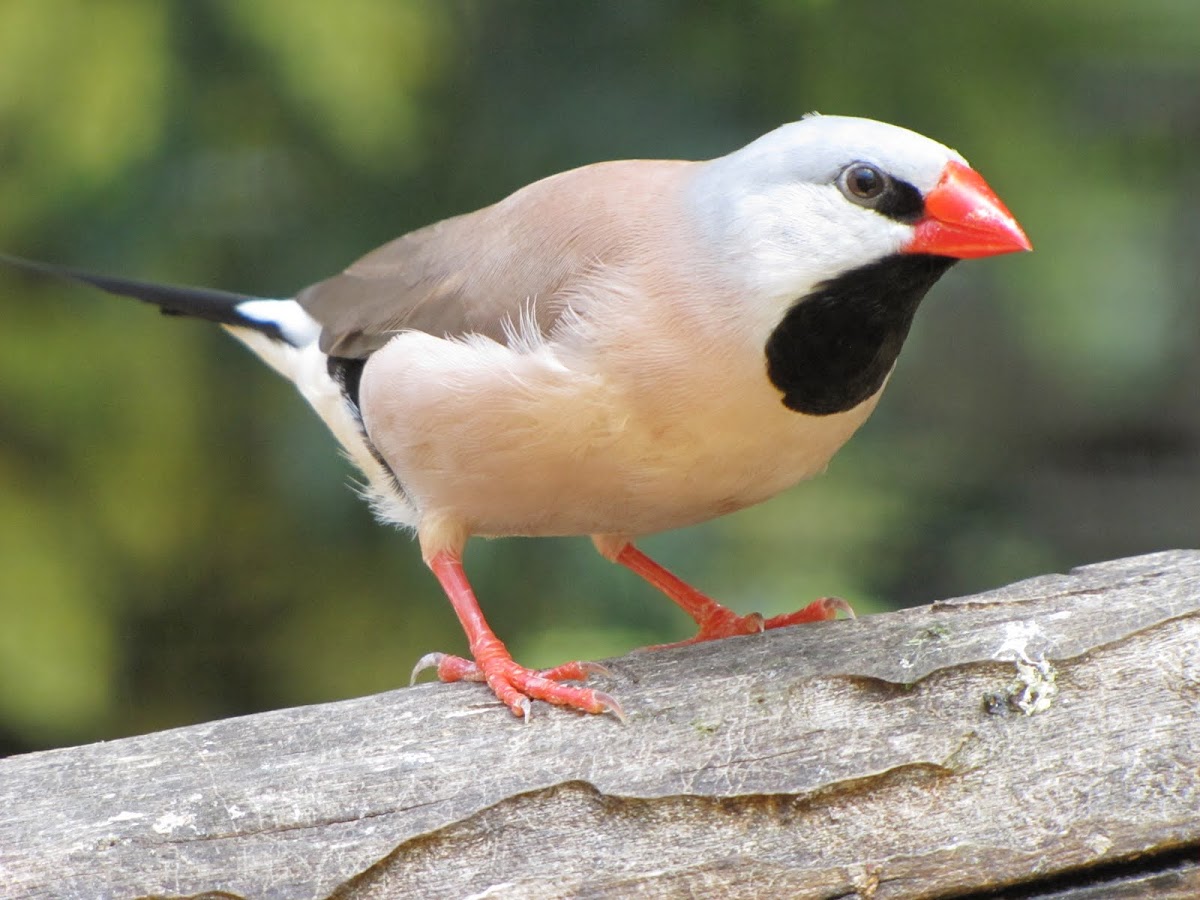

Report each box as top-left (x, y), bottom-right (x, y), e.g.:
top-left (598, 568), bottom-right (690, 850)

top-left (762, 596), bottom-right (855, 629)
top-left (411, 652), bottom-right (625, 723)
top-left (651, 605), bottom-right (765, 648)
top-left (612, 543), bottom-right (853, 648)
top-left (651, 596), bottom-right (854, 649)
top-left (421, 550), bottom-right (626, 722)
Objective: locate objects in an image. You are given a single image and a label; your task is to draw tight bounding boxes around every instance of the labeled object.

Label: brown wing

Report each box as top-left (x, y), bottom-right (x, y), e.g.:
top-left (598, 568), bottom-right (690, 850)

top-left (296, 159), bottom-right (691, 359)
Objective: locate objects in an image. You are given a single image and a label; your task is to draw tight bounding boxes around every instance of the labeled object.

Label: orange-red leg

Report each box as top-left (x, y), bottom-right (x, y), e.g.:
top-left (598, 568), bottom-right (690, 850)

top-left (613, 543), bottom-right (853, 647)
top-left (414, 551), bottom-right (624, 721)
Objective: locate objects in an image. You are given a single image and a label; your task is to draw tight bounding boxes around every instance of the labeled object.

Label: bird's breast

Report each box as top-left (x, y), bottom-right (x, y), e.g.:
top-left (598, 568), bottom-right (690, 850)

top-left (360, 324), bottom-right (882, 539)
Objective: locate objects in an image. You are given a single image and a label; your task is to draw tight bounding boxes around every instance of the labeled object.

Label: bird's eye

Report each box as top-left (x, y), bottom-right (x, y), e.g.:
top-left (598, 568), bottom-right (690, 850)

top-left (840, 164), bottom-right (887, 203)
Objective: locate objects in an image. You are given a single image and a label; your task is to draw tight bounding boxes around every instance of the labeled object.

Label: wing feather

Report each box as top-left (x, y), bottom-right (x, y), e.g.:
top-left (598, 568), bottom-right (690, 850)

top-left (295, 160), bottom-right (691, 358)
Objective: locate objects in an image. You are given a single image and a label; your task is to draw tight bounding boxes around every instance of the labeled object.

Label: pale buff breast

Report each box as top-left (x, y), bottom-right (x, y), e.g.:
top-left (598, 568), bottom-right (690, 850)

top-left (359, 321), bottom-right (881, 541)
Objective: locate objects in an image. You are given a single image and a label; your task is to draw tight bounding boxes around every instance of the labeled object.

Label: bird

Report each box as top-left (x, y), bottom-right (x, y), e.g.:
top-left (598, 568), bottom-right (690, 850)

top-left (3, 114), bottom-right (1030, 722)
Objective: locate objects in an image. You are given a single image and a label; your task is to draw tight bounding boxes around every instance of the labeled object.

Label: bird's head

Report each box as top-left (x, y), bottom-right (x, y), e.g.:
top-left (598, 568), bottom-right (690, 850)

top-left (689, 114), bottom-right (1031, 302)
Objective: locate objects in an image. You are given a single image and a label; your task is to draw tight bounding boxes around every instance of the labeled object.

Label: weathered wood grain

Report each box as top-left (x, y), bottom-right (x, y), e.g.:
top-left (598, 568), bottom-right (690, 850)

top-left (2, 550), bottom-right (1198, 899)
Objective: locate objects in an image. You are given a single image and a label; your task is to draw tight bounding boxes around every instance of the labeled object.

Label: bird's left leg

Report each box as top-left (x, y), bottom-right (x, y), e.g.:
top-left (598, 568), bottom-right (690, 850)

top-left (413, 520), bottom-right (622, 719)
top-left (593, 535), bottom-right (852, 647)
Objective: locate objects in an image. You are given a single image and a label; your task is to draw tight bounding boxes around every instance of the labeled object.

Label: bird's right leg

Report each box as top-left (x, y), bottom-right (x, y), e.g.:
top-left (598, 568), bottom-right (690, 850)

top-left (593, 535), bottom-right (852, 646)
top-left (412, 544), bottom-right (623, 721)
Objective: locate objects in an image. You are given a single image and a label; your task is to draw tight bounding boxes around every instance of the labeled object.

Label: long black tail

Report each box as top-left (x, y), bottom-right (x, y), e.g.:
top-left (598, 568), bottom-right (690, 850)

top-left (0, 252), bottom-right (288, 343)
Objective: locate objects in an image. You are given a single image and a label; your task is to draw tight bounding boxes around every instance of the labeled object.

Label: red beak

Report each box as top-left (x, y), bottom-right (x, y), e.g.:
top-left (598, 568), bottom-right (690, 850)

top-left (904, 160), bottom-right (1032, 259)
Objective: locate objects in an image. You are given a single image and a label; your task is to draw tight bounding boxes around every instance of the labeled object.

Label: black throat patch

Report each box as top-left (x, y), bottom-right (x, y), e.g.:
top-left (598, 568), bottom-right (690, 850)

top-left (765, 254), bottom-right (956, 416)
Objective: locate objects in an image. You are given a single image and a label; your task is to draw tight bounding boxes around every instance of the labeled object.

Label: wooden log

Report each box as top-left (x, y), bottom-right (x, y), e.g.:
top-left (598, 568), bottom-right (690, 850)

top-left (2, 550), bottom-right (1198, 899)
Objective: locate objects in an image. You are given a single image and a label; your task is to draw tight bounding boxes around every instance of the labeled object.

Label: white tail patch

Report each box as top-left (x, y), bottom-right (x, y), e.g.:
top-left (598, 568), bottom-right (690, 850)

top-left (235, 298), bottom-right (322, 348)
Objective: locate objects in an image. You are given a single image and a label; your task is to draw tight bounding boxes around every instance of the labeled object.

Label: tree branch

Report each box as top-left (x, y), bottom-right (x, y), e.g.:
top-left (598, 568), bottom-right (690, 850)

top-left (3, 550), bottom-right (1199, 899)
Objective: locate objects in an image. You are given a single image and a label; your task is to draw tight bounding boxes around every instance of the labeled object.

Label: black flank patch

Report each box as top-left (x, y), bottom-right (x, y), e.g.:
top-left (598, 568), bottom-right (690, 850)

top-left (327, 356), bottom-right (367, 415)
top-left (326, 355), bottom-right (411, 506)
top-left (765, 254), bottom-right (956, 416)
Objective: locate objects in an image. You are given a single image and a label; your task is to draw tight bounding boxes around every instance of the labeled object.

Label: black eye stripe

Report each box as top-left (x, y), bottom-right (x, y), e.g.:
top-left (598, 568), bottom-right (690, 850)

top-left (874, 177), bottom-right (924, 223)
top-left (836, 163), bottom-right (926, 224)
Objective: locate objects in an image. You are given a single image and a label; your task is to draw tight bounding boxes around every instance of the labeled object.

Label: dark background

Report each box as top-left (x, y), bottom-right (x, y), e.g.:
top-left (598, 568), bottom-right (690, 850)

top-left (1, 1), bottom-right (1196, 754)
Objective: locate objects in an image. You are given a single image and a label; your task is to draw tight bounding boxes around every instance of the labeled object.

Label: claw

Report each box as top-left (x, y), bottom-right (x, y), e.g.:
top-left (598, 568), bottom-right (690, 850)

top-left (593, 691), bottom-right (628, 725)
top-left (824, 597), bottom-right (856, 620)
top-left (579, 660), bottom-right (615, 679)
top-left (410, 652), bottom-right (447, 685)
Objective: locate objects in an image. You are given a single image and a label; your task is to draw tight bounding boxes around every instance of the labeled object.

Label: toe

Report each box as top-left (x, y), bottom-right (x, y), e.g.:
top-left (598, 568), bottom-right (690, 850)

top-left (536, 659), bottom-right (611, 682)
top-left (411, 652), bottom-right (485, 684)
top-left (763, 596), bottom-right (855, 629)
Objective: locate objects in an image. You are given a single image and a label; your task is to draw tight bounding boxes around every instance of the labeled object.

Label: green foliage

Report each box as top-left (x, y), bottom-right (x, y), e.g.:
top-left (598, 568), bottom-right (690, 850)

top-left (1, 0), bottom-right (1197, 751)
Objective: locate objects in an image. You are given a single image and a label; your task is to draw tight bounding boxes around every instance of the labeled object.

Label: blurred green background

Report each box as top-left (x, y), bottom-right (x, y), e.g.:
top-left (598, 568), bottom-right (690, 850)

top-left (0, 0), bottom-right (1197, 754)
